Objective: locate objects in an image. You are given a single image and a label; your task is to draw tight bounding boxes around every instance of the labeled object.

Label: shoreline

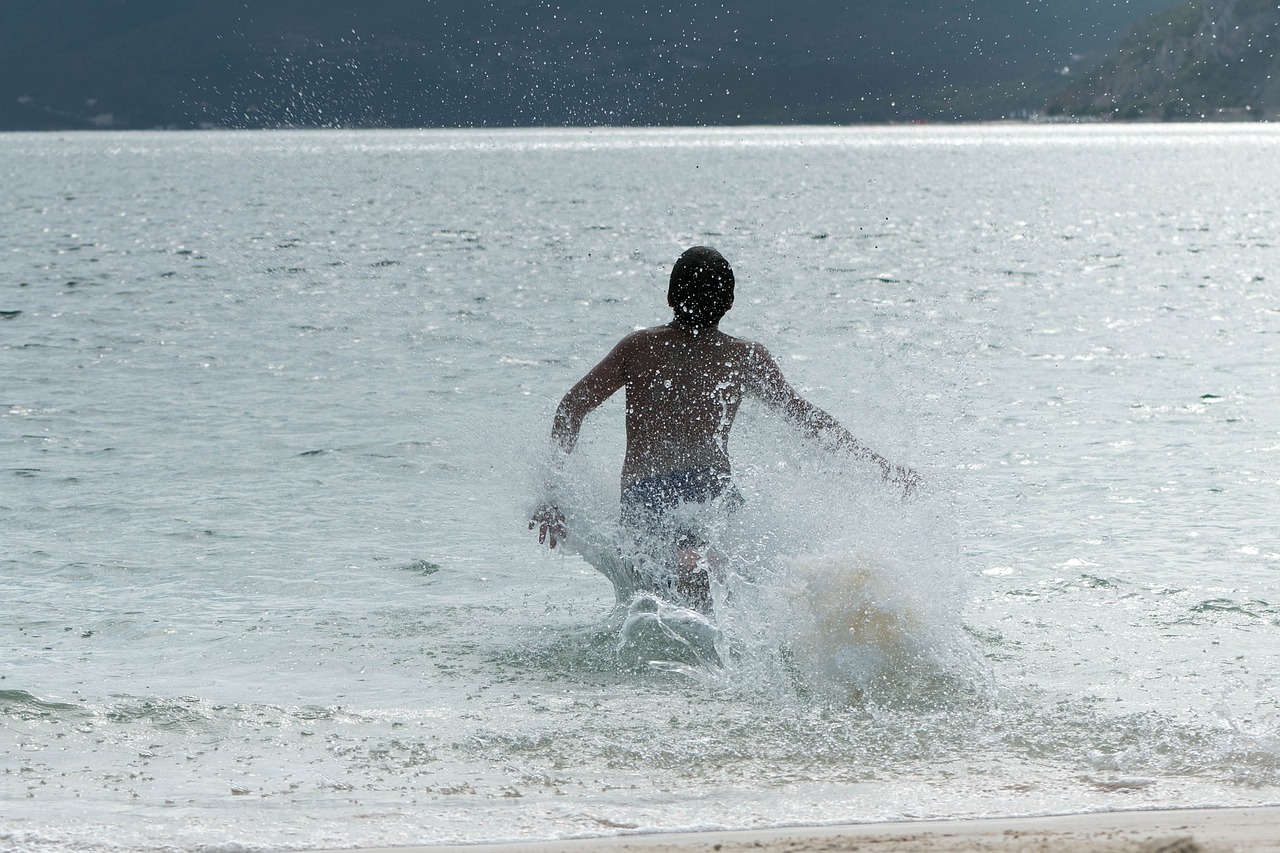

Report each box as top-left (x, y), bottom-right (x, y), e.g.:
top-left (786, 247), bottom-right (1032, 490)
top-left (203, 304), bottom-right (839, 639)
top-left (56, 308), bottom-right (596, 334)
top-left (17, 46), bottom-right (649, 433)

top-left (314, 806), bottom-right (1280, 852)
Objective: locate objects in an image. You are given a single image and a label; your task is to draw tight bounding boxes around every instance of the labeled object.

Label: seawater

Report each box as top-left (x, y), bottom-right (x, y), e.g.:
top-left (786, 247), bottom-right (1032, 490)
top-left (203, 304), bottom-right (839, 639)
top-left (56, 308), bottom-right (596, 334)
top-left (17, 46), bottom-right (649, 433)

top-left (2, 125), bottom-right (1278, 852)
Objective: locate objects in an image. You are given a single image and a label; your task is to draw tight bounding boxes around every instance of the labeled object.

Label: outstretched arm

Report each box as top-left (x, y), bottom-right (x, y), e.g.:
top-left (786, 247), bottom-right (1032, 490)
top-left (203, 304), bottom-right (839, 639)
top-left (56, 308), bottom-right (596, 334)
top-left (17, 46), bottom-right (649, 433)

top-left (531, 337), bottom-right (631, 548)
top-left (747, 344), bottom-right (919, 494)
top-left (550, 339), bottom-right (630, 455)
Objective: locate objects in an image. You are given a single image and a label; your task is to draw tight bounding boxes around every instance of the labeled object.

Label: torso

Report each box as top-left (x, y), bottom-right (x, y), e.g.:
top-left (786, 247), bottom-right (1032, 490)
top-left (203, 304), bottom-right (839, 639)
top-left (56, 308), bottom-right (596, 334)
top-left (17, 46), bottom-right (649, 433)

top-left (616, 323), bottom-right (759, 485)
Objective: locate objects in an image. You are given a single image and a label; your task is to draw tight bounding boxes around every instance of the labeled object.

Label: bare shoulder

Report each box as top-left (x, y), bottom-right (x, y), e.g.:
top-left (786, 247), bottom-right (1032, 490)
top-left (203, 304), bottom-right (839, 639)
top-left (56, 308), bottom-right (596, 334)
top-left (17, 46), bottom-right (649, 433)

top-left (596, 325), bottom-right (672, 372)
top-left (624, 324), bottom-right (672, 342)
top-left (720, 333), bottom-right (771, 363)
top-left (612, 324), bottom-right (669, 354)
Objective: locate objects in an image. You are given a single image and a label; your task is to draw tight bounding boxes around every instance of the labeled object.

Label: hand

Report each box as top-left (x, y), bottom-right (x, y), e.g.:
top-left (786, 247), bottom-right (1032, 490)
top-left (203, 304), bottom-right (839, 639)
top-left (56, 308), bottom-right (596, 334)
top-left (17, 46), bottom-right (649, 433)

top-left (529, 503), bottom-right (567, 549)
top-left (894, 465), bottom-right (922, 498)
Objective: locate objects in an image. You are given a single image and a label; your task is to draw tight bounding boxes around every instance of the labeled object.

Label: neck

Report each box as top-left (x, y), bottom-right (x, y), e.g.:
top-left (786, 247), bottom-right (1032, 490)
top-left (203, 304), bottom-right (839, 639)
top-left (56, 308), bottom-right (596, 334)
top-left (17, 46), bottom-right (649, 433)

top-left (670, 318), bottom-right (715, 334)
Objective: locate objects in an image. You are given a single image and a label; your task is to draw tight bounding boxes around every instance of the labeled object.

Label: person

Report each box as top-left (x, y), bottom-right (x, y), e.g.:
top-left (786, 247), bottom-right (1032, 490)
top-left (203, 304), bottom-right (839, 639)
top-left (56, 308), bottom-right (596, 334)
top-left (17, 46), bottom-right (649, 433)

top-left (530, 246), bottom-right (917, 605)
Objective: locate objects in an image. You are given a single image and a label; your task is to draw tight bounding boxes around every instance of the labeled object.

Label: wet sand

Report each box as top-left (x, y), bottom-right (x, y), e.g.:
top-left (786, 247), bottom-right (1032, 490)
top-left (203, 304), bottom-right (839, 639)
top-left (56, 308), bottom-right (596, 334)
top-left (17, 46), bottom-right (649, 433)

top-left (316, 806), bottom-right (1279, 852)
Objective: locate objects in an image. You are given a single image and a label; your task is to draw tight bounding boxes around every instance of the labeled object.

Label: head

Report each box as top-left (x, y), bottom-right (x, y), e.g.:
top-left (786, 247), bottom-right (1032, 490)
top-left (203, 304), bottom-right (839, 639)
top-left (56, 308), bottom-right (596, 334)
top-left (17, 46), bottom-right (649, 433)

top-left (667, 246), bottom-right (735, 329)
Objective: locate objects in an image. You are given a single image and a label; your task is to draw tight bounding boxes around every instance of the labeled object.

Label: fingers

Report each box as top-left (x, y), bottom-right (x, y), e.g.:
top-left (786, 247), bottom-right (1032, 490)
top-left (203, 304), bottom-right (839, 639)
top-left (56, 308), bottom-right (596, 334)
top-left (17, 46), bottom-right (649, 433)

top-left (530, 505), bottom-right (567, 549)
top-left (896, 466), bottom-right (921, 498)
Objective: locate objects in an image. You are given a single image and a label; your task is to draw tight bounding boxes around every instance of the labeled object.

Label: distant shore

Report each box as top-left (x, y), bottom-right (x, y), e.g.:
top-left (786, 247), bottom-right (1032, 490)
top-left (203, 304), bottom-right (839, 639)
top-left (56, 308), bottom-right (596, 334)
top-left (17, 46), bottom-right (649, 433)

top-left (2, 114), bottom-right (1278, 133)
top-left (315, 806), bottom-right (1280, 852)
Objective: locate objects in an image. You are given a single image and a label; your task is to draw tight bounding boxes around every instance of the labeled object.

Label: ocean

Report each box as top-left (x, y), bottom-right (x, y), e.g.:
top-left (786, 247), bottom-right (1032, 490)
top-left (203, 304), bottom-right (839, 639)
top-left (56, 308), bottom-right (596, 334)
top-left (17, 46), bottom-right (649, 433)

top-left (2, 124), bottom-right (1278, 852)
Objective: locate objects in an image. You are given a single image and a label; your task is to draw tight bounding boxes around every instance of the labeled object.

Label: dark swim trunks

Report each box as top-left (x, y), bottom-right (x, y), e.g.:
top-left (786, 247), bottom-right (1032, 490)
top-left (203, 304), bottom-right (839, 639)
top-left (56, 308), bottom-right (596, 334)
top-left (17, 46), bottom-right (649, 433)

top-left (620, 466), bottom-right (743, 532)
top-left (619, 467), bottom-right (744, 609)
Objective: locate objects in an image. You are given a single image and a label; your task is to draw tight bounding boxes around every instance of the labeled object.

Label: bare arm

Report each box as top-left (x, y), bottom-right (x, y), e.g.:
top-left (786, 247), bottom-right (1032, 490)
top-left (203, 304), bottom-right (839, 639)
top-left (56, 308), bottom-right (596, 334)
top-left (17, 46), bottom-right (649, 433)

top-left (531, 337), bottom-right (632, 547)
top-left (551, 338), bottom-right (630, 455)
top-left (747, 344), bottom-right (919, 493)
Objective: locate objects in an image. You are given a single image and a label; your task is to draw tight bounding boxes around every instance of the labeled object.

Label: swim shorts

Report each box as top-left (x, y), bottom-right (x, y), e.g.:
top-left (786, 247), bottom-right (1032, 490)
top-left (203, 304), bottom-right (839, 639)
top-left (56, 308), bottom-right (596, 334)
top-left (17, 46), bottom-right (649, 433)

top-left (620, 466), bottom-right (743, 530)
top-left (619, 466), bottom-right (743, 609)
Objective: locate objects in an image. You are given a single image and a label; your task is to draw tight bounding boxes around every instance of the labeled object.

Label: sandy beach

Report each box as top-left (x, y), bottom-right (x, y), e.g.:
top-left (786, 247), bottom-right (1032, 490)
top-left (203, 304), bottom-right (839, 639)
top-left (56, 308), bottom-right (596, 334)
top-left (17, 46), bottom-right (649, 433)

top-left (317, 807), bottom-right (1280, 853)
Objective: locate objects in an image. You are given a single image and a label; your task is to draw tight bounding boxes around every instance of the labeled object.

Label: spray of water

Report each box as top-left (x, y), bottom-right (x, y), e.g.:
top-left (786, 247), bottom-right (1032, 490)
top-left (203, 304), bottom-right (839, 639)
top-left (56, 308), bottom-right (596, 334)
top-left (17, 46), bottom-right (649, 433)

top-left (534, 418), bottom-right (980, 708)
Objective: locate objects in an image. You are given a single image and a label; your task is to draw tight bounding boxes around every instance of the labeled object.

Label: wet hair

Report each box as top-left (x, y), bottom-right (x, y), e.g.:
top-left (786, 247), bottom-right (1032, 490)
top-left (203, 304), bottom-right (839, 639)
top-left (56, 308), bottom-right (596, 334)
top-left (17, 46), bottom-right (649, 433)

top-left (667, 246), bottom-right (735, 328)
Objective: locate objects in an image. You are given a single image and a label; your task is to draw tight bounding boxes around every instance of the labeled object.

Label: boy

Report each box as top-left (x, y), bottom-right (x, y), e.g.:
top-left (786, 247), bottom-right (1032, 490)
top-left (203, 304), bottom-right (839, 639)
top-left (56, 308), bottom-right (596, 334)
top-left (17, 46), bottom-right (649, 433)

top-left (531, 246), bottom-right (916, 604)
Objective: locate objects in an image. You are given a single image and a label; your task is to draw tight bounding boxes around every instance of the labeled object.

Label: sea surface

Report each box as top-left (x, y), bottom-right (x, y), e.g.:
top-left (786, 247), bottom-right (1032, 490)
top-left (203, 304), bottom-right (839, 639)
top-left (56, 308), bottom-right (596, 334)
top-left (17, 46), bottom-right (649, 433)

top-left (2, 125), bottom-right (1278, 852)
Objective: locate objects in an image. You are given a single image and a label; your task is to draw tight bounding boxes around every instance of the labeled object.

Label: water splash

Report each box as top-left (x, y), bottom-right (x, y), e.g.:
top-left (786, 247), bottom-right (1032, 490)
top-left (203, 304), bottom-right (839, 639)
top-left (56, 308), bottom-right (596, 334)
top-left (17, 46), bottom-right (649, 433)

top-left (541, 433), bottom-right (978, 707)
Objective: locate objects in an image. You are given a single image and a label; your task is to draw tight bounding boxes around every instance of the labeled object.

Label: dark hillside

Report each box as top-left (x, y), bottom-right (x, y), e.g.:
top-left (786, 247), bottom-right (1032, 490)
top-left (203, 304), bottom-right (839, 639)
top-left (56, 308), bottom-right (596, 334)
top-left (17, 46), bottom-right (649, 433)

top-left (1048, 0), bottom-right (1280, 119)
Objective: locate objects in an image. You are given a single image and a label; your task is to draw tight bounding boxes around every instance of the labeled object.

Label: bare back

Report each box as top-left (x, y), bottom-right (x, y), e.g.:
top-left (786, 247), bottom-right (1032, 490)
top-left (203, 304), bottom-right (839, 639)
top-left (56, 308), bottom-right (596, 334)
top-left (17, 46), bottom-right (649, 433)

top-left (552, 322), bottom-right (779, 487)
top-left (617, 324), bottom-right (758, 483)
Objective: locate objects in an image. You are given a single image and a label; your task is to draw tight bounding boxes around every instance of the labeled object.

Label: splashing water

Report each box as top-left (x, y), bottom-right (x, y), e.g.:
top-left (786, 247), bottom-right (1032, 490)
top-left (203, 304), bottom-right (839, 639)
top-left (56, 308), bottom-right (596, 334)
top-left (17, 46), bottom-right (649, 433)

top-left (548, 426), bottom-right (975, 708)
